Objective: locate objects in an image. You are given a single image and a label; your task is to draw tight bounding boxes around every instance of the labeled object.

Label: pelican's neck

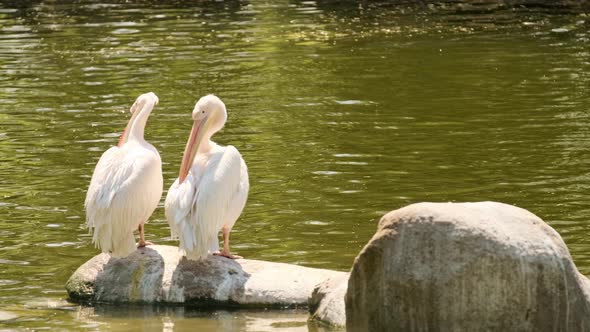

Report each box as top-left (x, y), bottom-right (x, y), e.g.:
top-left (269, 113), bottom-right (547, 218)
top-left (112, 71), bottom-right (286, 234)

top-left (128, 106), bottom-right (152, 143)
top-left (196, 111), bottom-right (225, 155)
top-left (198, 138), bottom-right (216, 155)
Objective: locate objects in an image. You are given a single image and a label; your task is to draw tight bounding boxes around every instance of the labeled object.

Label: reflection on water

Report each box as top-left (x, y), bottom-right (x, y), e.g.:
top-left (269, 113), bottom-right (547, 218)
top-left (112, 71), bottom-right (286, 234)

top-left (74, 306), bottom-right (315, 332)
top-left (0, 0), bottom-right (589, 330)
top-left (1, 300), bottom-right (323, 331)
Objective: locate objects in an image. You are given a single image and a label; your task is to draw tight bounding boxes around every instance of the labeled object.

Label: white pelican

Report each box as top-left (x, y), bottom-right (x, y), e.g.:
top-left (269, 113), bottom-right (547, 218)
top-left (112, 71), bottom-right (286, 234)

top-left (165, 95), bottom-right (249, 260)
top-left (85, 92), bottom-right (163, 257)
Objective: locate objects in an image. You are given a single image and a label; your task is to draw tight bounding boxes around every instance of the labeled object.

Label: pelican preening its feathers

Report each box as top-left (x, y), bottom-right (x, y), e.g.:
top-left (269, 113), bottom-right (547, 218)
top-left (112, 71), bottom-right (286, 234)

top-left (85, 92), bottom-right (163, 257)
top-left (84, 93), bottom-right (248, 261)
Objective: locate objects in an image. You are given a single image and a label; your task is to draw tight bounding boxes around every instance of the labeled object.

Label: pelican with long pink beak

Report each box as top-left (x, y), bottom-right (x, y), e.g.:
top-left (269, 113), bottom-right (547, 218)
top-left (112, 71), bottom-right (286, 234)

top-left (165, 95), bottom-right (249, 260)
top-left (85, 92), bottom-right (163, 257)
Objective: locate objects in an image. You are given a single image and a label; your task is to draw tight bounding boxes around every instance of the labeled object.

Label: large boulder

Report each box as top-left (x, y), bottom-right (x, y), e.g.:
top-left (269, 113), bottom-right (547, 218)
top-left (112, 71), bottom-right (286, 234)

top-left (346, 202), bottom-right (590, 331)
top-left (66, 245), bottom-right (345, 307)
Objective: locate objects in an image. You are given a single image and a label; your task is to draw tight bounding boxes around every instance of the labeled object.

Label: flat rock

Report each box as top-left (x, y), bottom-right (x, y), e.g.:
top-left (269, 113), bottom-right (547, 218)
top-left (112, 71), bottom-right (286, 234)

top-left (66, 245), bottom-right (344, 308)
top-left (346, 202), bottom-right (590, 331)
top-left (309, 273), bottom-right (348, 328)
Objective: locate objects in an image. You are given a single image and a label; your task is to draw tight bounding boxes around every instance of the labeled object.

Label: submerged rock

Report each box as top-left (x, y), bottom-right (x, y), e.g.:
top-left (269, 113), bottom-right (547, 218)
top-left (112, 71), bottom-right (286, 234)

top-left (309, 273), bottom-right (348, 328)
top-left (346, 202), bottom-right (590, 331)
top-left (66, 245), bottom-right (344, 308)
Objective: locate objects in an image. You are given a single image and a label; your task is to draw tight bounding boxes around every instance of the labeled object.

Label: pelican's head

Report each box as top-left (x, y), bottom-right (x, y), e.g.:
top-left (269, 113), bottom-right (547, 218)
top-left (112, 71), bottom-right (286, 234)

top-left (118, 92), bottom-right (159, 147)
top-left (130, 92), bottom-right (159, 114)
top-left (192, 94), bottom-right (227, 132)
top-left (179, 95), bottom-right (228, 183)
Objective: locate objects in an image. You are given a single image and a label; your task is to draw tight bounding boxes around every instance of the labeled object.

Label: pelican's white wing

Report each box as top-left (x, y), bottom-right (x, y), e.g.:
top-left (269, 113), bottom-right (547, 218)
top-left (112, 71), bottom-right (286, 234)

top-left (165, 145), bottom-right (249, 260)
top-left (164, 176), bottom-right (195, 241)
top-left (85, 143), bottom-right (163, 257)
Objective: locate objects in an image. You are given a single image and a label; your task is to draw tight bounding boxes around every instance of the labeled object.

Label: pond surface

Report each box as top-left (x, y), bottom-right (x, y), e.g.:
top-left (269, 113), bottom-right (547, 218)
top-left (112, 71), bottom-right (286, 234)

top-left (0, 0), bottom-right (589, 330)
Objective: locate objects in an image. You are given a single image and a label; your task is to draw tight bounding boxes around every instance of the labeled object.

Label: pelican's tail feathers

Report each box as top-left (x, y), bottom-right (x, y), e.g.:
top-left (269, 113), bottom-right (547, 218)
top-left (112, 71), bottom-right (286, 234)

top-left (109, 228), bottom-right (137, 258)
top-left (181, 220), bottom-right (212, 261)
top-left (91, 216), bottom-right (136, 258)
top-left (208, 235), bottom-right (219, 253)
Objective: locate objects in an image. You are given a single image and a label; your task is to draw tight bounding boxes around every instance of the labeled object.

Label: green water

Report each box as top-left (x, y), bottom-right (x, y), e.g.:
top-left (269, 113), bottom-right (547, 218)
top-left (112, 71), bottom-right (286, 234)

top-left (0, 0), bottom-right (588, 330)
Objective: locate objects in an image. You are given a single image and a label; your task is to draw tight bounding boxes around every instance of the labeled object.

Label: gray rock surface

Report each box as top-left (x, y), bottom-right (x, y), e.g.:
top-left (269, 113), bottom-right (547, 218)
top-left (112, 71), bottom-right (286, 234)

top-left (346, 202), bottom-right (590, 332)
top-left (66, 245), bottom-right (344, 308)
top-left (309, 273), bottom-right (348, 327)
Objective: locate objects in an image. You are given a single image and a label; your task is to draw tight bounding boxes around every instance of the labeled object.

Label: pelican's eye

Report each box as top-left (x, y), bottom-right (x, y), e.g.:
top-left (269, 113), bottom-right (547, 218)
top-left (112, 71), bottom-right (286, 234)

top-left (202, 110), bottom-right (205, 114)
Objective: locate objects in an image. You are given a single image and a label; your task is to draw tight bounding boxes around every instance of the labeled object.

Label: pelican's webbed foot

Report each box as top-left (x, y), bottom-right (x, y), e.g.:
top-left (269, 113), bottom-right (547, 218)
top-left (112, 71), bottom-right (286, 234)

top-left (138, 240), bottom-right (154, 248)
top-left (213, 250), bottom-right (242, 259)
top-left (137, 223), bottom-right (153, 248)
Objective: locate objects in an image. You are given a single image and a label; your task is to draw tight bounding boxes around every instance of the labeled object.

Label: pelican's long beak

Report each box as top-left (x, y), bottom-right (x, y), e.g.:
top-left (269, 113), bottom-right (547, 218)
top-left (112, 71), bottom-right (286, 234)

top-left (117, 110), bottom-right (140, 147)
top-left (179, 116), bottom-right (209, 183)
